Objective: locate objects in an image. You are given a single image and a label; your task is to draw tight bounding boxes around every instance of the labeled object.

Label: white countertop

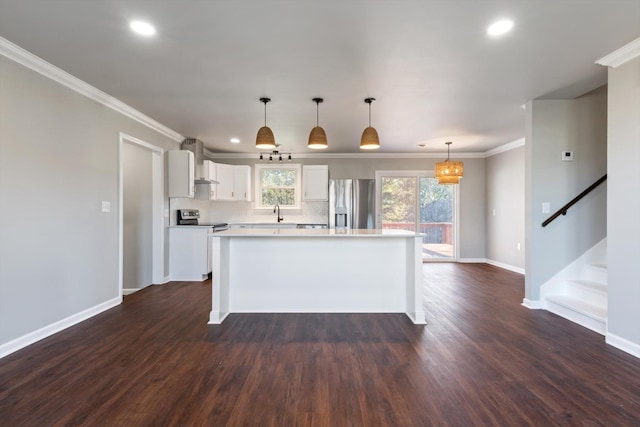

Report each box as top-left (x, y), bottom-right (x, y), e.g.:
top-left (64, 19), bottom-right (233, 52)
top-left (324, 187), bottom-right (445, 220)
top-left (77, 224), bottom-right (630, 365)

top-left (212, 228), bottom-right (417, 238)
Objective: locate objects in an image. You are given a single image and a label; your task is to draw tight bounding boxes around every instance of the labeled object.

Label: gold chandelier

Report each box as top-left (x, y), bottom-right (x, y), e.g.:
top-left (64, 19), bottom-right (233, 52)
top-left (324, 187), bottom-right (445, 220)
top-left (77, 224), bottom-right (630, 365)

top-left (308, 98), bottom-right (328, 149)
top-left (256, 97), bottom-right (276, 149)
top-left (435, 142), bottom-right (463, 185)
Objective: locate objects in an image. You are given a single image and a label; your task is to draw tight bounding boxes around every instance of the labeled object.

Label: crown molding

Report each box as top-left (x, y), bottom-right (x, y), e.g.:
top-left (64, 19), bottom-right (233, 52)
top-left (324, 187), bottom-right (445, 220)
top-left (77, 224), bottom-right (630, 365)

top-left (0, 36), bottom-right (184, 143)
top-left (596, 37), bottom-right (640, 68)
top-left (206, 139), bottom-right (524, 160)
top-left (484, 138), bottom-right (525, 157)
top-left (206, 150), bottom-right (487, 160)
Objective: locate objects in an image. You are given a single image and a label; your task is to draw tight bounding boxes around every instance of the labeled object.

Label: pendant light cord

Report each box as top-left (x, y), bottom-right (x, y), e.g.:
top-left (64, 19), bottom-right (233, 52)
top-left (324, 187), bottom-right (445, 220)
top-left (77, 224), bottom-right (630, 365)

top-left (368, 102), bottom-right (371, 127)
top-left (264, 102), bottom-right (267, 127)
top-left (317, 102), bottom-right (319, 126)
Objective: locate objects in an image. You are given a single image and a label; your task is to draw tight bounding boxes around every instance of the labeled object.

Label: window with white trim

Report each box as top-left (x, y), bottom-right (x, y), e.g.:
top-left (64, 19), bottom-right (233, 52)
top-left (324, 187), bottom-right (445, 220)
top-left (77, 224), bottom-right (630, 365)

top-left (254, 164), bottom-right (302, 209)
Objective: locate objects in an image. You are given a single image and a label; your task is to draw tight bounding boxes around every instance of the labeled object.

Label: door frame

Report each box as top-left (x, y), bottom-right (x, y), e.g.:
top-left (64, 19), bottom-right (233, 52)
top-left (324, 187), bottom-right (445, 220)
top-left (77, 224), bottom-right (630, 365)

top-left (118, 132), bottom-right (165, 298)
top-left (375, 170), bottom-right (460, 261)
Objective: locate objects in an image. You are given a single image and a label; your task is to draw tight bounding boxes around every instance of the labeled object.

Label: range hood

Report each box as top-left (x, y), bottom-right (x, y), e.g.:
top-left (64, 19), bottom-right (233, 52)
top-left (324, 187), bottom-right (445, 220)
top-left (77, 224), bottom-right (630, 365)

top-left (181, 138), bottom-right (218, 183)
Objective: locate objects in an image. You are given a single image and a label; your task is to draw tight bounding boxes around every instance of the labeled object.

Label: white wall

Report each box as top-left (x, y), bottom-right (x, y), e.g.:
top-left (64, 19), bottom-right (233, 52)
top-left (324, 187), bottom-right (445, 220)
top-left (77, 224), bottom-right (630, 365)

top-left (123, 142), bottom-right (153, 291)
top-left (0, 55), bottom-right (179, 350)
top-left (524, 86), bottom-right (607, 302)
top-left (209, 156), bottom-right (487, 260)
top-left (606, 55), bottom-right (640, 352)
top-left (485, 146), bottom-right (525, 271)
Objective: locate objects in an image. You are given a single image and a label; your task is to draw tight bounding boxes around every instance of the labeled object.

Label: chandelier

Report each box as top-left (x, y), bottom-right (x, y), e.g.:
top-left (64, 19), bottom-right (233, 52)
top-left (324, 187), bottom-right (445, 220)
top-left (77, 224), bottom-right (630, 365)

top-left (435, 142), bottom-right (463, 185)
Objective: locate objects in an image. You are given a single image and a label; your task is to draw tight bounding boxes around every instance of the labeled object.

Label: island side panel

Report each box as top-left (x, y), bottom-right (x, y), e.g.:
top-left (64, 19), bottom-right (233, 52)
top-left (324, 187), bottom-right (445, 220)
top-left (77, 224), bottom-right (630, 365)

top-left (227, 236), bottom-right (407, 313)
top-left (209, 236), bottom-right (230, 324)
top-left (406, 236), bottom-right (426, 324)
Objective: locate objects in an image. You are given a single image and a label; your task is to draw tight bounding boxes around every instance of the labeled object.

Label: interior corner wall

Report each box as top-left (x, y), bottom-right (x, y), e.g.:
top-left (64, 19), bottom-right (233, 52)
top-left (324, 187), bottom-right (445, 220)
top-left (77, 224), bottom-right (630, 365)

top-left (606, 55), bottom-right (640, 348)
top-left (524, 86), bottom-right (608, 302)
top-left (485, 146), bottom-right (525, 270)
top-left (0, 55), bottom-right (179, 349)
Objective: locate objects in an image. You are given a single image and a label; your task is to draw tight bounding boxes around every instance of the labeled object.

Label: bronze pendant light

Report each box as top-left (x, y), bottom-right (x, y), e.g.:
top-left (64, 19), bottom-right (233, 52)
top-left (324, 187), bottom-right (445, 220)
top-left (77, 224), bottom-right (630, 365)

top-left (308, 98), bottom-right (328, 149)
top-left (360, 97), bottom-right (380, 150)
top-left (256, 97), bottom-right (276, 149)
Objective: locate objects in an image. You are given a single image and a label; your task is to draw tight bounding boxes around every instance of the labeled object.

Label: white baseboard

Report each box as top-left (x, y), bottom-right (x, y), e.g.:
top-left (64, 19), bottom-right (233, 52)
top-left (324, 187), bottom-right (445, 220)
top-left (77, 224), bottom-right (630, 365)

top-left (458, 258), bottom-right (487, 263)
top-left (522, 298), bottom-right (543, 309)
top-left (486, 259), bottom-right (525, 275)
top-left (0, 296), bottom-right (122, 359)
top-left (606, 332), bottom-right (640, 360)
top-left (159, 275), bottom-right (171, 284)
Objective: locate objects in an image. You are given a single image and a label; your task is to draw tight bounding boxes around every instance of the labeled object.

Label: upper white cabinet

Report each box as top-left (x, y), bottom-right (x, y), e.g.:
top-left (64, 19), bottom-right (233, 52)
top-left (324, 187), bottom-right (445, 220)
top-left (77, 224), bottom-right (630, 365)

top-left (202, 160), bottom-right (217, 182)
top-left (168, 150), bottom-right (194, 198)
top-left (233, 165), bottom-right (252, 201)
top-left (215, 163), bottom-right (235, 200)
top-left (195, 161), bottom-right (218, 200)
top-left (303, 165), bottom-right (329, 201)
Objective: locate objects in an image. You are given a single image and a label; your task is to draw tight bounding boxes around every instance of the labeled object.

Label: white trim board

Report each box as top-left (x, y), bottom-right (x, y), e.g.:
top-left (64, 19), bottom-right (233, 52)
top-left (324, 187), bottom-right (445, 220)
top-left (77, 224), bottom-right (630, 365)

top-left (596, 37), bottom-right (640, 68)
top-left (486, 259), bottom-right (525, 275)
top-left (0, 36), bottom-right (183, 143)
top-left (522, 298), bottom-right (543, 309)
top-left (0, 297), bottom-right (121, 359)
top-left (606, 333), bottom-right (640, 360)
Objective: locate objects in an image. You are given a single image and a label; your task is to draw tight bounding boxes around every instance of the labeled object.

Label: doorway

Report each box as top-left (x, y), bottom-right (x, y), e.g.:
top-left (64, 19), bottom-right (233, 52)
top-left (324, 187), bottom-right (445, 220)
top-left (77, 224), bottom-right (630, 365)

top-left (118, 133), bottom-right (164, 297)
top-left (376, 171), bottom-right (457, 261)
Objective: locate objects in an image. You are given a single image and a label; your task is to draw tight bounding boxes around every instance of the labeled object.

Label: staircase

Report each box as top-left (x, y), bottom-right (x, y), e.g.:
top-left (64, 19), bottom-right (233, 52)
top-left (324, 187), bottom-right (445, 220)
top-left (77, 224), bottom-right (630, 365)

top-left (541, 239), bottom-right (607, 335)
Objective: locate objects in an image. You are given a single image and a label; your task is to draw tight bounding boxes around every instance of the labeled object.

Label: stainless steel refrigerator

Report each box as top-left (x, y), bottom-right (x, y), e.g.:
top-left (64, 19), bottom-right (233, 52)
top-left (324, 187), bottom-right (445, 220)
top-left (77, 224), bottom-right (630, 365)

top-left (328, 179), bottom-right (376, 229)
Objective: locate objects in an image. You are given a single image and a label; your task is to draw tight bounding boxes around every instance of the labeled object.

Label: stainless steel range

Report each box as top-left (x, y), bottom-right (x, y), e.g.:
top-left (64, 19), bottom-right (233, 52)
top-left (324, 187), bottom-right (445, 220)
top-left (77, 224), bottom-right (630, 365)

top-left (177, 209), bottom-right (228, 231)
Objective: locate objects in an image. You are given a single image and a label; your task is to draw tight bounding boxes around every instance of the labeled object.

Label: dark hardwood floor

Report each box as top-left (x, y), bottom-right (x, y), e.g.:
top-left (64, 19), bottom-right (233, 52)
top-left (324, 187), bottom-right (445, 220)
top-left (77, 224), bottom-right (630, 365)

top-left (1, 263), bottom-right (640, 426)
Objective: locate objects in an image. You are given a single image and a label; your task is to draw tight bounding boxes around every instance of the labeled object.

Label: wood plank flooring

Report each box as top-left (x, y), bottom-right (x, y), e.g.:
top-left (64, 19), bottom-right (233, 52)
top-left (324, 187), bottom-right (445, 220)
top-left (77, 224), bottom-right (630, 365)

top-left (1, 263), bottom-right (640, 426)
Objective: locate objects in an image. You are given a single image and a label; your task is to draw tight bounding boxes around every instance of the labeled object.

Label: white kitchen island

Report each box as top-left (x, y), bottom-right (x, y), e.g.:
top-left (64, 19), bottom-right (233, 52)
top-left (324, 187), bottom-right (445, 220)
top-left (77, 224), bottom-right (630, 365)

top-left (208, 228), bottom-right (426, 324)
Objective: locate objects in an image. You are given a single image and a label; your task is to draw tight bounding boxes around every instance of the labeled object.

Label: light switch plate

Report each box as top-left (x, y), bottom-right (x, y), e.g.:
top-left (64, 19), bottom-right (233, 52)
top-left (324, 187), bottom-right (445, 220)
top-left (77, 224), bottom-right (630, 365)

top-left (542, 202), bottom-right (550, 213)
top-left (101, 201), bottom-right (111, 213)
top-left (561, 151), bottom-right (573, 161)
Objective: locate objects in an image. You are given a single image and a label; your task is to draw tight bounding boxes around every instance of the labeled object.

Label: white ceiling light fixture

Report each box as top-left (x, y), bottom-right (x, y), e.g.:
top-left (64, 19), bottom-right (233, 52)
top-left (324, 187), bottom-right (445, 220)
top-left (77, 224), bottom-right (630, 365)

top-left (256, 97), bottom-right (276, 149)
top-left (487, 19), bottom-right (514, 37)
top-left (308, 98), bottom-right (328, 149)
top-left (360, 97), bottom-right (380, 150)
top-left (230, 138), bottom-right (240, 144)
top-left (129, 20), bottom-right (156, 36)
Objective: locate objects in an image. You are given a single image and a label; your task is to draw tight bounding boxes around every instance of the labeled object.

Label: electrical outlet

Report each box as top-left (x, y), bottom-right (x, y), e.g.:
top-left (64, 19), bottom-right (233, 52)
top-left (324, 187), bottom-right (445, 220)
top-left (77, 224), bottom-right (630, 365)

top-left (561, 151), bottom-right (573, 161)
top-left (517, 243), bottom-right (521, 251)
top-left (101, 201), bottom-right (111, 213)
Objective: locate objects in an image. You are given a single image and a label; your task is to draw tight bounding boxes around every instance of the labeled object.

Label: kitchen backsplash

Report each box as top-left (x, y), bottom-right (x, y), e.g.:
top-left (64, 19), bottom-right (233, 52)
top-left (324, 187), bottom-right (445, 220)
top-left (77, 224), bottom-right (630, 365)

top-left (209, 200), bottom-right (328, 225)
top-left (169, 198), bottom-right (328, 225)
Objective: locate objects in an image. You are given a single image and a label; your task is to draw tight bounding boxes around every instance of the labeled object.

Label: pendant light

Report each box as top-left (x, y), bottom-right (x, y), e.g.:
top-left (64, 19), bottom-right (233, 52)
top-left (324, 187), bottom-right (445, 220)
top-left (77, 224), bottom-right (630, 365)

top-left (360, 97), bottom-right (380, 150)
top-left (435, 142), bottom-right (464, 185)
top-left (256, 97), bottom-right (276, 149)
top-left (308, 98), bottom-right (328, 149)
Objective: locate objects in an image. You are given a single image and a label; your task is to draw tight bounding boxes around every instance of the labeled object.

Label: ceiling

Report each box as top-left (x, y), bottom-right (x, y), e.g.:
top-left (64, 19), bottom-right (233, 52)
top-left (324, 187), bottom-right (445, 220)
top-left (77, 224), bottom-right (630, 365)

top-left (1, 1), bottom-right (638, 155)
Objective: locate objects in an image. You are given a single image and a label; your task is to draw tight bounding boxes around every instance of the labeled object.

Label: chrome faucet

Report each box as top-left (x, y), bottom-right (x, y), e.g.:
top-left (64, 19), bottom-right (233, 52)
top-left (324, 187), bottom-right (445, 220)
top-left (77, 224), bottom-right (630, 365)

top-left (273, 204), bottom-right (283, 222)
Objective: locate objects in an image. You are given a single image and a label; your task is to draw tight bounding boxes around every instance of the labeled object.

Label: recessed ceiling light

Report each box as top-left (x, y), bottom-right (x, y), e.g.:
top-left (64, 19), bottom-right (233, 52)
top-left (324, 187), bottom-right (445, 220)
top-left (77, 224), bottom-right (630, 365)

top-left (487, 19), bottom-right (513, 37)
top-left (230, 138), bottom-right (240, 144)
top-left (417, 143), bottom-right (427, 148)
top-left (129, 20), bottom-right (156, 36)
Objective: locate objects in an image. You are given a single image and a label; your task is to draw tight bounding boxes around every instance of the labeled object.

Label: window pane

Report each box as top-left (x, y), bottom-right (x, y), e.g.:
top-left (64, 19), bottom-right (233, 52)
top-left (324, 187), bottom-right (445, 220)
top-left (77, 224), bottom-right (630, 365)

top-left (261, 169), bottom-right (296, 187)
top-left (419, 177), bottom-right (454, 259)
top-left (262, 188), bottom-right (295, 206)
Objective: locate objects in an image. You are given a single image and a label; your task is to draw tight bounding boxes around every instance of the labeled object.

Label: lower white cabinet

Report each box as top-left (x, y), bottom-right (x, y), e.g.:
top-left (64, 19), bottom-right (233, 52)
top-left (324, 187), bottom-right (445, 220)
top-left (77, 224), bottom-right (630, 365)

top-left (169, 227), bottom-right (211, 281)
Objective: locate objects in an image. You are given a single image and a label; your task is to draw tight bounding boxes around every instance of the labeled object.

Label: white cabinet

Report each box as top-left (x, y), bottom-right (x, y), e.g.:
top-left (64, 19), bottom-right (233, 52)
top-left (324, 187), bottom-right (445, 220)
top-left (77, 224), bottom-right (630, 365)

top-left (303, 165), bottom-right (329, 201)
top-left (233, 165), bottom-right (252, 201)
top-left (169, 227), bottom-right (211, 281)
top-left (202, 160), bottom-right (217, 182)
top-left (168, 150), bottom-right (194, 198)
top-left (195, 161), bottom-right (218, 200)
top-left (216, 163), bottom-right (234, 200)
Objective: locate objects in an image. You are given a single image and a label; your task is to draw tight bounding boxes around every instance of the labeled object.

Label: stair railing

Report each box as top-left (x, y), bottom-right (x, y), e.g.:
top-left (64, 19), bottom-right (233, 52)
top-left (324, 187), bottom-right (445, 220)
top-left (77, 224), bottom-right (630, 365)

top-left (541, 174), bottom-right (607, 227)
